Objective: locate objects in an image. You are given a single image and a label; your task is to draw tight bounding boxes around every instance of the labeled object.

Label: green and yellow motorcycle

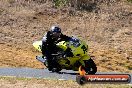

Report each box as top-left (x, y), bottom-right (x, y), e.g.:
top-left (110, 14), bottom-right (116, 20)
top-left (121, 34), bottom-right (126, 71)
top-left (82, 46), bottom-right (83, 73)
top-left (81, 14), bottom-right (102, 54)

top-left (33, 37), bottom-right (97, 74)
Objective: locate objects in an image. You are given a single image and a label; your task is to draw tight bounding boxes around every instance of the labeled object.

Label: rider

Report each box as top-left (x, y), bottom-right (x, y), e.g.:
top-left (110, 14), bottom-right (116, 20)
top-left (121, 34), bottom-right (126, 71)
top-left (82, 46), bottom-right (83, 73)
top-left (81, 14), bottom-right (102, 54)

top-left (42, 26), bottom-right (73, 71)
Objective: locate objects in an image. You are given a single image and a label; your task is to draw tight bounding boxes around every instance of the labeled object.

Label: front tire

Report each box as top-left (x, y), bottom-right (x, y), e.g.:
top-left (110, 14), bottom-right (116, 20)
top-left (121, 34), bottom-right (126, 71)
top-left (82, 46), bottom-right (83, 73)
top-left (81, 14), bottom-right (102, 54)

top-left (76, 75), bottom-right (87, 85)
top-left (84, 58), bottom-right (97, 74)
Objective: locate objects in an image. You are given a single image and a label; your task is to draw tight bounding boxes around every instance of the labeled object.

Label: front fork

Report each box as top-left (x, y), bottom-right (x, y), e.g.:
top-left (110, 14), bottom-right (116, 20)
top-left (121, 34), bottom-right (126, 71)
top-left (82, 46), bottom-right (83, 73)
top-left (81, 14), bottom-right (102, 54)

top-left (78, 55), bottom-right (91, 75)
top-left (79, 55), bottom-right (91, 67)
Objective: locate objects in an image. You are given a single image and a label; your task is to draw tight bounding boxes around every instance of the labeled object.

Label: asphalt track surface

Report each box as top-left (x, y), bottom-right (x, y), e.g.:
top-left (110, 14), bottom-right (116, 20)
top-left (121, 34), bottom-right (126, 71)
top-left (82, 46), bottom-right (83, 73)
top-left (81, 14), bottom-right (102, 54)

top-left (0, 67), bottom-right (131, 84)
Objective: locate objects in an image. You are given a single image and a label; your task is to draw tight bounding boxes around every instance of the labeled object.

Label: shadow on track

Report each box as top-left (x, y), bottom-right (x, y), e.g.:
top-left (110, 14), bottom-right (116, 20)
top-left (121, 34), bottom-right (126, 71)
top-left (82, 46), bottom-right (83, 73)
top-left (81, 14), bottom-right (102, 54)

top-left (49, 71), bottom-right (79, 75)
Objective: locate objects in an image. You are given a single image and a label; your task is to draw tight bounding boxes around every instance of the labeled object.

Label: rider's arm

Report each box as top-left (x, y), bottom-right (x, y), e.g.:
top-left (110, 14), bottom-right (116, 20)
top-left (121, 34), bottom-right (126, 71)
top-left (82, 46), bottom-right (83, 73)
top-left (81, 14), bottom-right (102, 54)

top-left (60, 34), bottom-right (71, 42)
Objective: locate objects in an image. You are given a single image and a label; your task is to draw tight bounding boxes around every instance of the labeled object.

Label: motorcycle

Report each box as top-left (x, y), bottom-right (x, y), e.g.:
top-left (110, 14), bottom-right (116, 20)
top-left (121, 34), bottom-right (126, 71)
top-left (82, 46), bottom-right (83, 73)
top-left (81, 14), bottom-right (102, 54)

top-left (33, 36), bottom-right (97, 74)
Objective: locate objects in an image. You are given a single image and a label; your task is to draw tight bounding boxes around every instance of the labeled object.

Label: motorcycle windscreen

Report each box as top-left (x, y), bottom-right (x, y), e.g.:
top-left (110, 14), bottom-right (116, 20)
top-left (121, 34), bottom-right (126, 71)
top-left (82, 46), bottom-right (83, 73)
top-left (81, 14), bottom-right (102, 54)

top-left (33, 41), bottom-right (42, 52)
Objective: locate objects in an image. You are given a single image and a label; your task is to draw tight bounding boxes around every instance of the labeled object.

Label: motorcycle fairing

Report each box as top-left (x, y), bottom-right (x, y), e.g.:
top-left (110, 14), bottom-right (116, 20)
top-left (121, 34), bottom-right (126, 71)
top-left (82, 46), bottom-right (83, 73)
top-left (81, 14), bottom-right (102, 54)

top-left (33, 41), bottom-right (42, 52)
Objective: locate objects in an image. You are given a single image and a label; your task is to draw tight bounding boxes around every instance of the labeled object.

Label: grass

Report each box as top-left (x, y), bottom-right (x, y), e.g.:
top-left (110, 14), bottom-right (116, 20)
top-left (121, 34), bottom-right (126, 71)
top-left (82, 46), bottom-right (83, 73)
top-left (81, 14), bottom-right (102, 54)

top-left (127, 0), bottom-right (132, 3)
top-left (0, 76), bottom-right (131, 88)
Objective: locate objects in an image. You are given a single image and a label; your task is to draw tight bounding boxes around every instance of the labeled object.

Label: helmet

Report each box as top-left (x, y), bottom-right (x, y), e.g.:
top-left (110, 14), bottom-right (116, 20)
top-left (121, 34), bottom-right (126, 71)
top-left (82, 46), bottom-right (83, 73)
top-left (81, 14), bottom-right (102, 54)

top-left (50, 26), bottom-right (61, 38)
top-left (50, 26), bottom-right (61, 33)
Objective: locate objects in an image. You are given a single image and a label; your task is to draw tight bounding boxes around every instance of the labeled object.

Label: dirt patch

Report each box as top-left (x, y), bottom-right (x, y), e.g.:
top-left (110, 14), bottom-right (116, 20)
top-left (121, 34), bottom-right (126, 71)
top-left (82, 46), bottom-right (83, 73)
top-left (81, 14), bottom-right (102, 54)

top-left (0, 0), bottom-right (132, 72)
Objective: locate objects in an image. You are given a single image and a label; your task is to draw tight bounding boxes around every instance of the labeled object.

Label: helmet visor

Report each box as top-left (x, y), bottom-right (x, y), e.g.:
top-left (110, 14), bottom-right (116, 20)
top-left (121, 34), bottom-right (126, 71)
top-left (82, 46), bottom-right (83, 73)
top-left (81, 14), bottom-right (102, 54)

top-left (52, 32), bottom-right (61, 38)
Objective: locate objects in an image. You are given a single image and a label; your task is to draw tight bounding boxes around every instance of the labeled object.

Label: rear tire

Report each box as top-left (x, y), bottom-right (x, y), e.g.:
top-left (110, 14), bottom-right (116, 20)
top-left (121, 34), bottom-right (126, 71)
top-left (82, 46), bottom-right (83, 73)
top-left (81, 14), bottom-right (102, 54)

top-left (51, 68), bottom-right (62, 73)
top-left (84, 58), bottom-right (97, 74)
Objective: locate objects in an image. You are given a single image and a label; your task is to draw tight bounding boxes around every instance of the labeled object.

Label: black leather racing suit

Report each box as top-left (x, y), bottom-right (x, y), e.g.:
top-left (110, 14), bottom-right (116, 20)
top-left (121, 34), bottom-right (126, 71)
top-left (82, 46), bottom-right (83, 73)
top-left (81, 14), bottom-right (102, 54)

top-left (41, 31), bottom-right (72, 70)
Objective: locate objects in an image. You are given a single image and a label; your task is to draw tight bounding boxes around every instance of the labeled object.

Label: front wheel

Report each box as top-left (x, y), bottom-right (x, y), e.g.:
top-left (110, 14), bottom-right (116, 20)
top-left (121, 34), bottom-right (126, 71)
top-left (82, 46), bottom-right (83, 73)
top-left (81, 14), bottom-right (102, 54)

top-left (76, 75), bottom-right (87, 85)
top-left (84, 58), bottom-right (97, 74)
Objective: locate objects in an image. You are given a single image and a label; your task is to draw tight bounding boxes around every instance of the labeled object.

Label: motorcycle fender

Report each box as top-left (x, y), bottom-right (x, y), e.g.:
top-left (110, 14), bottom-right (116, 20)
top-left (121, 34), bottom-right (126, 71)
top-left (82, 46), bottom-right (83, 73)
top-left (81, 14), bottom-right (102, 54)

top-left (79, 55), bottom-right (90, 66)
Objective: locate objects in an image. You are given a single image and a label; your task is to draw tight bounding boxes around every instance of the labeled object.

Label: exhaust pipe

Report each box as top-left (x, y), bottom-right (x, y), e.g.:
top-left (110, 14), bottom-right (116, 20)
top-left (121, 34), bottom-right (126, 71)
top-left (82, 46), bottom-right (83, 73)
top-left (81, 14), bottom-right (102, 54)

top-left (36, 56), bottom-right (46, 63)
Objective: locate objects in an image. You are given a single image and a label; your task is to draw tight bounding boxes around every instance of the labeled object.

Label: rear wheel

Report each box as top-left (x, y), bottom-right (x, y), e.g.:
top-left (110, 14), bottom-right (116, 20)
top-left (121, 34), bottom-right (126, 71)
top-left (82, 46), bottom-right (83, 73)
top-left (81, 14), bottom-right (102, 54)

top-left (84, 58), bottom-right (97, 74)
top-left (47, 63), bottom-right (62, 72)
top-left (51, 68), bottom-right (62, 73)
top-left (44, 56), bottom-right (62, 72)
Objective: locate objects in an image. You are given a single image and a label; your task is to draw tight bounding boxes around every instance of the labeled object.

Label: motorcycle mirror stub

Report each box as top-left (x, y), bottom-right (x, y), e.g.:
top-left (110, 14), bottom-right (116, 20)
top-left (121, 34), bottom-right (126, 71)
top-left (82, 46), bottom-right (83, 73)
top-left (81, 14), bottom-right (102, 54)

top-left (76, 74), bottom-right (131, 85)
